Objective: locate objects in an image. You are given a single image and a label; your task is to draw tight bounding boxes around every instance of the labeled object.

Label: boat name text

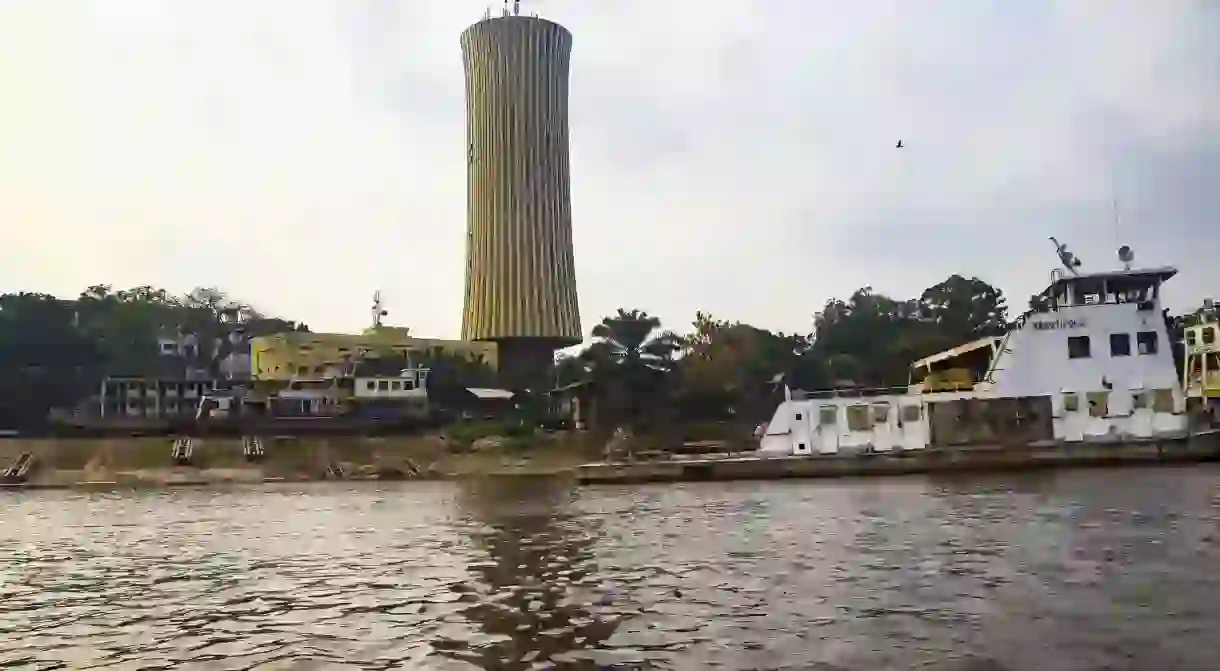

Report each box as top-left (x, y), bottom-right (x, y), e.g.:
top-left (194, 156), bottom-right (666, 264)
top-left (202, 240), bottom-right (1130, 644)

top-left (1032, 319), bottom-right (1087, 331)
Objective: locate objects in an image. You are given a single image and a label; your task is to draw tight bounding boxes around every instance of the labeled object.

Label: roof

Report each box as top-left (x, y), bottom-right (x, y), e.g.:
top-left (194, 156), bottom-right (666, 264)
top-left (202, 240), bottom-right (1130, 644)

top-left (1038, 266), bottom-right (1178, 297)
top-left (911, 336), bottom-right (1003, 370)
top-left (467, 387), bottom-right (515, 400)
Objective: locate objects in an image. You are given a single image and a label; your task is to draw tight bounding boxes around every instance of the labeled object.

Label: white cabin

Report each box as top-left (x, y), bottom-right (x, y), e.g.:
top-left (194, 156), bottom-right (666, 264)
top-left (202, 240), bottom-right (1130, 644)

top-left (762, 262), bottom-right (1188, 456)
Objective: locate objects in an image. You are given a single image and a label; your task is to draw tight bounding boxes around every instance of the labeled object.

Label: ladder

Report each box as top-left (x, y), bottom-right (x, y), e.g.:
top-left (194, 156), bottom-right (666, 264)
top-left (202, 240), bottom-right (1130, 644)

top-left (983, 312), bottom-right (1030, 384)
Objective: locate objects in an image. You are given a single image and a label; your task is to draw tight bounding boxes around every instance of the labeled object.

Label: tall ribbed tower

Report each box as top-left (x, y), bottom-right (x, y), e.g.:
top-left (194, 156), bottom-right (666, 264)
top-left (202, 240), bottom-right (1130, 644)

top-left (460, 8), bottom-right (581, 388)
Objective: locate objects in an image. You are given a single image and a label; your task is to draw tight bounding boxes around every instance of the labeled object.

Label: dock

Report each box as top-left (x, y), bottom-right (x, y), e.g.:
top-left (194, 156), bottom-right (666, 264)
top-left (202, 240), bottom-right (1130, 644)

top-left (574, 432), bottom-right (1220, 485)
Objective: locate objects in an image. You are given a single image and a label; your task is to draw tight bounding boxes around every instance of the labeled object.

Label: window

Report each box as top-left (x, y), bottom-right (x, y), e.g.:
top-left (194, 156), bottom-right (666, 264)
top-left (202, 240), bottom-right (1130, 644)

top-left (818, 406), bottom-right (837, 425)
top-left (846, 405), bottom-right (871, 431)
top-left (378, 380), bottom-right (389, 391)
top-left (365, 381), bottom-right (375, 391)
top-left (1109, 333), bottom-right (1131, 357)
top-left (1068, 336), bottom-right (1091, 359)
top-left (390, 381), bottom-right (401, 390)
top-left (1137, 331), bottom-right (1158, 355)
top-left (794, 412), bottom-right (802, 421)
top-left (1187, 330), bottom-right (1198, 346)
top-left (1205, 327), bottom-right (1217, 345)
top-left (403, 380), bottom-right (415, 391)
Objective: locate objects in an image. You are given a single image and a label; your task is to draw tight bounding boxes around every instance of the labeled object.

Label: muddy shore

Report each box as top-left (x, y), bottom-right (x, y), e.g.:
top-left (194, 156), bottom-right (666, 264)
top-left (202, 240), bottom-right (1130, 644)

top-left (0, 434), bottom-right (599, 489)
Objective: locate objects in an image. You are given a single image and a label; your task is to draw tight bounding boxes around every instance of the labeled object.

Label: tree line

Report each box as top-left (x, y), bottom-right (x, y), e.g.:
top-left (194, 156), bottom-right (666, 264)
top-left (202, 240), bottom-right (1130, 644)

top-left (0, 284), bottom-right (305, 428)
top-left (557, 274), bottom-right (1011, 430)
top-left (559, 275), bottom-right (1212, 430)
top-left (1, 274), bottom-right (1209, 430)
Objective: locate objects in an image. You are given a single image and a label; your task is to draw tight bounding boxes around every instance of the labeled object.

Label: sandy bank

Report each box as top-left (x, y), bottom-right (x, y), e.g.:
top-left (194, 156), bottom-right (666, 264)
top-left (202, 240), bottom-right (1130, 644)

top-left (0, 433), bottom-right (600, 489)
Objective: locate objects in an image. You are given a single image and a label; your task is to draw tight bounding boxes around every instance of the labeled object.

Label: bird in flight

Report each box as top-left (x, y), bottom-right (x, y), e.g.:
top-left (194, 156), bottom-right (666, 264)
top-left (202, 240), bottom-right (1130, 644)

top-left (895, 140), bottom-right (904, 149)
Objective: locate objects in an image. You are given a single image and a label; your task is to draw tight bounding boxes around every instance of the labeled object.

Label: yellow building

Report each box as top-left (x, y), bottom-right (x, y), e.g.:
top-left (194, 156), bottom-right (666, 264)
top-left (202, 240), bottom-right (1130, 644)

top-left (249, 326), bottom-right (498, 383)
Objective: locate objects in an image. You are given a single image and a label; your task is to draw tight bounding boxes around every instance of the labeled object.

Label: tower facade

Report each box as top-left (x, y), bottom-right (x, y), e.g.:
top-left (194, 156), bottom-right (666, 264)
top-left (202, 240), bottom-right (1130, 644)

top-left (460, 13), bottom-right (581, 387)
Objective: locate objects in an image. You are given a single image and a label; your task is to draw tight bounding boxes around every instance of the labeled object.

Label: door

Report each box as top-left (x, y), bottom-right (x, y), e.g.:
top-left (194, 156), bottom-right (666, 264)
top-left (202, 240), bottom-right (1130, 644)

top-left (871, 402), bottom-right (895, 452)
top-left (897, 402), bottom-right (927, 450)
top-left (1128, 389), bottom-right (1154, 439)
top-left (816, 404), bottom-right (841, 454)
top-left (1060, 392), bottom-right (1084, 442)
top-left (791, 405), bottom-right (813, 456)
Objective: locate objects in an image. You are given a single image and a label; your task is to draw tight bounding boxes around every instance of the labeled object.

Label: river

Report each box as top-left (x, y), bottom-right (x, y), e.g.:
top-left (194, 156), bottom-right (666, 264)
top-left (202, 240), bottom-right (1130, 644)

top-left (2, 467), bottom-right (1220, 670)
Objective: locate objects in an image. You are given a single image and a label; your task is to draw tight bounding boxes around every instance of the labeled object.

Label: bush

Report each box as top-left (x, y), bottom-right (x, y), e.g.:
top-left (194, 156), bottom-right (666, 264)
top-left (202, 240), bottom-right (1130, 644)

top-left (445, 418), bottom-right (536, 450)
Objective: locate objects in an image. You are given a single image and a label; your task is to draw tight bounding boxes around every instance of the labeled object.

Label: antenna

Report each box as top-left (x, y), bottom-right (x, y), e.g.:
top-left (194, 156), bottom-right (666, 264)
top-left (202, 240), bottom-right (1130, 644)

top-left (1048, 236), bottom-right (1082, 277)
top-left (371, 290), bottom-right (388, 329)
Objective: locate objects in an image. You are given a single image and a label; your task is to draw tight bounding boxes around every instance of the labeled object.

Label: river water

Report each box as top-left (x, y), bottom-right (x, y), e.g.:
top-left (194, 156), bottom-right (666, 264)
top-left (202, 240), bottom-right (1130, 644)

top-left (2, 467), bottom-right (1220, 670)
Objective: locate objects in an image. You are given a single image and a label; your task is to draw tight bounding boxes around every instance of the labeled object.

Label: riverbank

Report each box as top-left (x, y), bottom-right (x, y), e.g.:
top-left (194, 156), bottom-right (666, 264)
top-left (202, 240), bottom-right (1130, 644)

top-left (575, 431), bottom-right (1220, 484)
top-left (0, 433), bottom-right (602, 489)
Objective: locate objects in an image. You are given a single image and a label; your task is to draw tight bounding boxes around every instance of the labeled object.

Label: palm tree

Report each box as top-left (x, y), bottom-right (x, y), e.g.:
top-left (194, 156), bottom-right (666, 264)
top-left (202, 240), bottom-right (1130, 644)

top-left (580, 309), bottom-right (682, 428)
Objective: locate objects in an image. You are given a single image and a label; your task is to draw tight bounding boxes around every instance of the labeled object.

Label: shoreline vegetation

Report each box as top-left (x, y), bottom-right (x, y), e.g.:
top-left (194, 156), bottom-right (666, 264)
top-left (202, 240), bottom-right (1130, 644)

top-left (2, 277), bottom-right (1214, 490)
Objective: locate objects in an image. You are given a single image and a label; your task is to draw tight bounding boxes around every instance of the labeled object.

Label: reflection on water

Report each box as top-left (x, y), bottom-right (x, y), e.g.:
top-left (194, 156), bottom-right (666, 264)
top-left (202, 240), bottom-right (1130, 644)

top-left (1, 467), bottom-right (1220, 669)
top-left (439, 477), bottom-right (619, 668)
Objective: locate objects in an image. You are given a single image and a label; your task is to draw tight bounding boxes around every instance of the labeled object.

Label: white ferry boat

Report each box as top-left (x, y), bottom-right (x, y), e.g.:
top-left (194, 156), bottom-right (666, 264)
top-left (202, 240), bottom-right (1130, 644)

top-left (760, 243), bottom-right (1200, 456)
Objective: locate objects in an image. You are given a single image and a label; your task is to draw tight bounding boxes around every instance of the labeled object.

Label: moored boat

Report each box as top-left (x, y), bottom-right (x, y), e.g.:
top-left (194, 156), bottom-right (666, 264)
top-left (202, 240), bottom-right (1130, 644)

top-left (576, 242), bottom-right (1220, 484)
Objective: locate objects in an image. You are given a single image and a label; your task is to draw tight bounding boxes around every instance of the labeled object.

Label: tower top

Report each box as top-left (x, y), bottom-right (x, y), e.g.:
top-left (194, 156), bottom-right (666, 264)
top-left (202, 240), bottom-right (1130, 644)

top-left (485, 0), bottom-right (543, 21)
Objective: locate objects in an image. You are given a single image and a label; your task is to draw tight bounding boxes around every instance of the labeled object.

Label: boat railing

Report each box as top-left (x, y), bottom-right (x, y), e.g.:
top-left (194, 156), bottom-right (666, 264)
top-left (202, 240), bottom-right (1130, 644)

top-left (792, 386), bottom-right (912, 400)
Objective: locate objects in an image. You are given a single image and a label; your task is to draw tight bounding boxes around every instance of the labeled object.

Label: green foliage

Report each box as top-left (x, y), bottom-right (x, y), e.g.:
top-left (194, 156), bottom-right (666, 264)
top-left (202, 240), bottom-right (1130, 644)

top-left (446, 418), bottom-right (533, 452)
top-left (578, 309), bottom-right (683, 429)
top-left (0, 283), bottom-right (299, 428)
top-left (417, 349), bottom-right (499, 390)
top-left (572, 275), bottom-right (1015, 429)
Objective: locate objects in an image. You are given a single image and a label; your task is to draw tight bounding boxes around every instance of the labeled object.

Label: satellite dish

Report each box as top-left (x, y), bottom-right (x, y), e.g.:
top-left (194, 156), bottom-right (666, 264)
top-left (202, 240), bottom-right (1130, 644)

top-left (1118, 245), bottom-right (1134, 270)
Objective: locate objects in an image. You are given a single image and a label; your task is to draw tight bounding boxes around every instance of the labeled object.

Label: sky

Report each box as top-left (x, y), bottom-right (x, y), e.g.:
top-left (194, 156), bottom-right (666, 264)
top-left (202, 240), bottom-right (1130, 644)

top-left (1, 0), bottom-right (1217, 341)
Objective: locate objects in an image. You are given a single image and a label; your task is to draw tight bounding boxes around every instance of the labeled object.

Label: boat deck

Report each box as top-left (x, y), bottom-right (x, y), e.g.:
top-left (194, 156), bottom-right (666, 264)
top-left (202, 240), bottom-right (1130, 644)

top-left (575, 431), bottom-right (1220, 485)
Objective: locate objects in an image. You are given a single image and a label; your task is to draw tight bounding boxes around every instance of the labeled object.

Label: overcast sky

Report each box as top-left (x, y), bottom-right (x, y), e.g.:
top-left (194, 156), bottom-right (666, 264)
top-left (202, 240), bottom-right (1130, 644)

top-left (1, 0), bottom-right (1217, 340)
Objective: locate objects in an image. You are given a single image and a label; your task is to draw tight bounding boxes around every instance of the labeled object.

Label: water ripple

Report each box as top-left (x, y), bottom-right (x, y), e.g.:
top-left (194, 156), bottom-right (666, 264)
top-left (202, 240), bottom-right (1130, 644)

top-left (3, 469), bottom-right (1220, 669)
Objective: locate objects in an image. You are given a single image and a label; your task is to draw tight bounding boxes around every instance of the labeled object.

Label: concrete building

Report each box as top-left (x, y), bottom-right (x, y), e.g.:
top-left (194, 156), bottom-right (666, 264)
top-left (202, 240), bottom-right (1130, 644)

top-left (460, 9), bottom-right (582, 387)
top-left (99, 377), bottom-right (215, 419)
top-left (248, 327), bottom-right (497, 385)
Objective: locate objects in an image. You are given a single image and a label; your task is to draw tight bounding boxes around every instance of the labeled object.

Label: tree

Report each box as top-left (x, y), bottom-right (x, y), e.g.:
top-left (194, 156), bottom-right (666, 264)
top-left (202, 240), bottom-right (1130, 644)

top-left (919, 275), bottom-right (1008, 343)
top-left (679, 312), bottom-right (809, 421)
top-left (580, 309), bottom-right (682, 428)
top-left (0, 293), bottom-right (103, 428)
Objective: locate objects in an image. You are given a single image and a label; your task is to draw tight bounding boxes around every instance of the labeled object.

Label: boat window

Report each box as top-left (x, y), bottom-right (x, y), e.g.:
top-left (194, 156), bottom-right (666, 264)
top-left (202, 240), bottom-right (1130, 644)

top-left (872, 403), bottom-right (890, 424)
top-left (1205, 327), bottom-right (1217, 345)
top-left (1136, 331), bottom-right (1158, 355)
top-left (1063, 392), bottom-right (1080, 412)
top-left (846, 405), bottom-right (871, 431)
top-left (403, 379), bottom-right (415, 391)
top-left (1068, 336), bottom-right (1091, 359)
top-left (378, 380), bottom-right (389, 391)
top-left (1187, 330), bottom-right (1198, 346)
top-left (1152, 389), bottom-right (1175, 413)
top-left (391, 381), bottom-right (401, 390)
top-left (1086, 391), bottom-right (1109, 418)
top-left (1109, 333), bottom-right (1131, 357)
top-left (794, 412), bottom-right (802, 421)
top-left (818, 406), bottom-right (837, 425)
top-left (1073, 278), bottom-right (1104, 305)
top-left (901, 405), bottom-right (921, 423)
top-left (365, 381), bottom-right (375, 391)
top-left (1132, 392), bottom-right (1148, 409)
